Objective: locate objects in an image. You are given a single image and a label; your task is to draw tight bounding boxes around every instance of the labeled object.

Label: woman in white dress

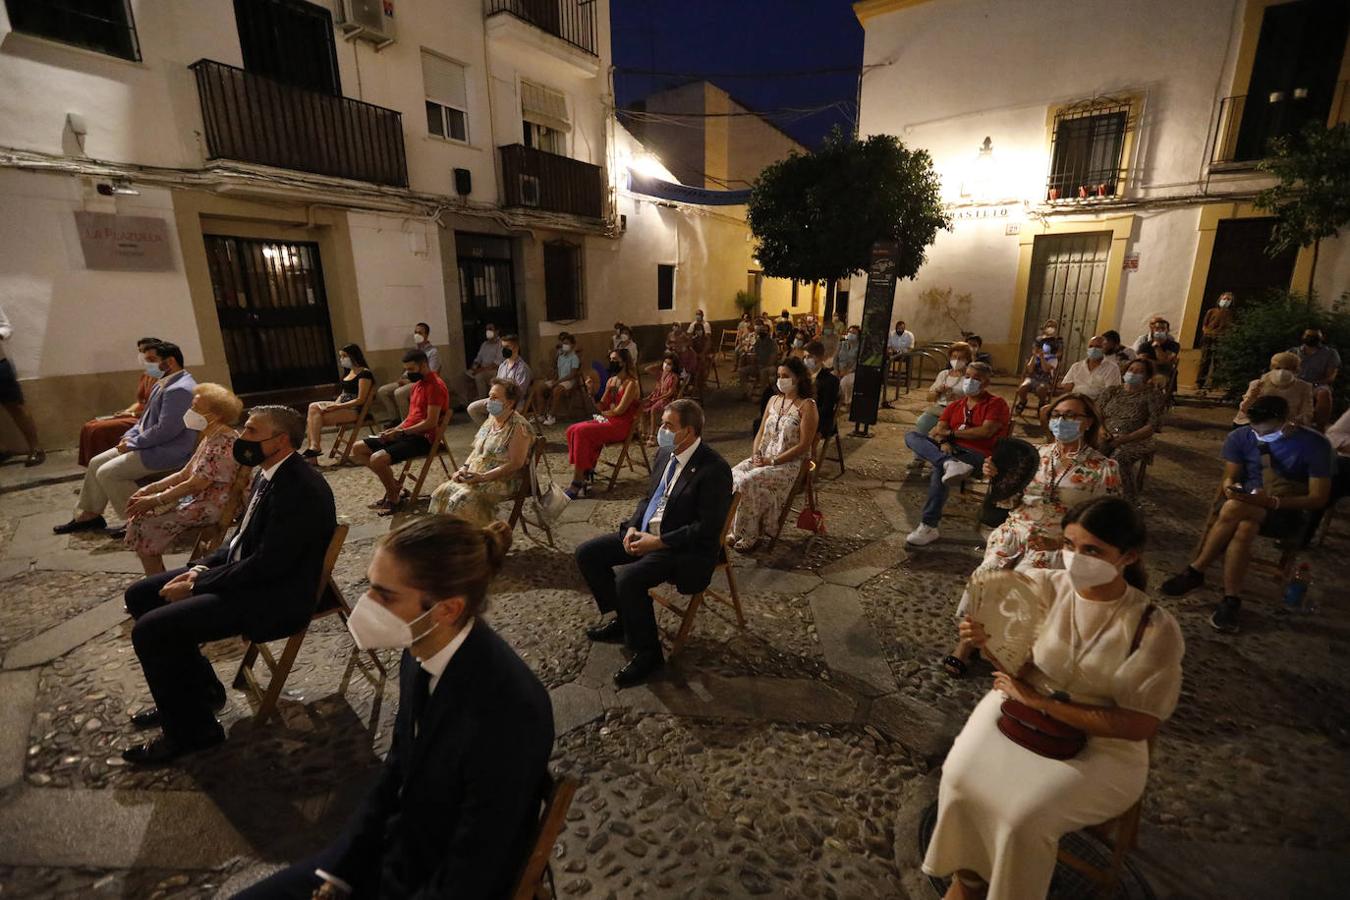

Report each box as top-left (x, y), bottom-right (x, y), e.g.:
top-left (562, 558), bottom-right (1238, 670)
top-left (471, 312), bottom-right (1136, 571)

top-left (924, 497), bottom-right (1184, 900)
top-left (730, 357), bottom-right (819, 552)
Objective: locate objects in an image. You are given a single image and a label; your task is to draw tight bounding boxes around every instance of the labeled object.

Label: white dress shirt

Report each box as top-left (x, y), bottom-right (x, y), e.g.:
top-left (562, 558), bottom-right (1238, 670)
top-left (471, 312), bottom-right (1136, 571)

top-left (419, 617), bottom-right (475, 695)
top-left (1327, 408), bottom-right (1350, 457)
top-left (647, 437), bottom-right (701, 532)
top-left (887, 330), bottom-right (915, 354)
top-left (1061, 358), bottom-right (1122, 398)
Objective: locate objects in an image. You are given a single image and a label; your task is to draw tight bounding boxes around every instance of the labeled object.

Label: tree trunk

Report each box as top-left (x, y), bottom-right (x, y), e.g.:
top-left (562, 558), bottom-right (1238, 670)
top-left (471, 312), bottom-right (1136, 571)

top-left (823, 280), bottom-right (837, 322)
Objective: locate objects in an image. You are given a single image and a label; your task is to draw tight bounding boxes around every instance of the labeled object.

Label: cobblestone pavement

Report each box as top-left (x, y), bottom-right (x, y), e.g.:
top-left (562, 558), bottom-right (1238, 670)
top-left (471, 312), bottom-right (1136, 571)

top-left (2, 381), bottom-right (1348, 899)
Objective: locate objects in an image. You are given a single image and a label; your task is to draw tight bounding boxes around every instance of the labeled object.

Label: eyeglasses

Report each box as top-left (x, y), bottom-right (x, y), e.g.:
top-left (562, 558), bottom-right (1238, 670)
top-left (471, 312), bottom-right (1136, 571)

top-left (1051, 411), bottom-right (1091, 421)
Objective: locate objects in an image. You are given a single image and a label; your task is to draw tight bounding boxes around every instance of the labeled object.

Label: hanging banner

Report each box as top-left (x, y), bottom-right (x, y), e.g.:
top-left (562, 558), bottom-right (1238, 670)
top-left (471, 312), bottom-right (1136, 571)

top-left (626, 169), bottom-right (751, 206)
top-left (74, 212), bottom-right (175, 271)
top-left (848, 239), bottom-right (900, 428)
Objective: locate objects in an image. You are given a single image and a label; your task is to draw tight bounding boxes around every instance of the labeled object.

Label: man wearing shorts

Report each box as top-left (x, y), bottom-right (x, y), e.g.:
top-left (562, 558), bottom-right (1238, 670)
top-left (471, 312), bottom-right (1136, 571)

top-left (351, 350), bottom-right (448, 514)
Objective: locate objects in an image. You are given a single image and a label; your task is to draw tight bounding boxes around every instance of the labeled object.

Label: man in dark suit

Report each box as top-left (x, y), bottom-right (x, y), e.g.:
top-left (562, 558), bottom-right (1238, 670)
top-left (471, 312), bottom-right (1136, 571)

top-left (121, 405), bottom-right (336, 765)
top-left (806, 340), bottom-right (840, 438)
top-left (576, 398), bottom-right (733, 687)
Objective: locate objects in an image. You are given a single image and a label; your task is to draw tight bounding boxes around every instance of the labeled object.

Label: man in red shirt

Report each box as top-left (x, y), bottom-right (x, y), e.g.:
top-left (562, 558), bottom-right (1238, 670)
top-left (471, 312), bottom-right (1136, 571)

top-left (902, 361), bottom-right (1009, 546)
top-left (351, 350), bottom-right (448, 514)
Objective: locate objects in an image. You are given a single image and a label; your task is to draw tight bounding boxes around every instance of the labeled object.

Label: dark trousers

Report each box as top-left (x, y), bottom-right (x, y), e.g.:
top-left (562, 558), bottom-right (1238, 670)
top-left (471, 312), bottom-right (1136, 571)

top-left (126, 568), bottom-right (246, 742)
top-left (575, 532), bottom-right (678, 656)
top-left (230, 842), bottom-right (364, 899)
top-left (903, 431), bottom-right (986, 527)
top-left (1198, 336), bottom-right (1220, 387)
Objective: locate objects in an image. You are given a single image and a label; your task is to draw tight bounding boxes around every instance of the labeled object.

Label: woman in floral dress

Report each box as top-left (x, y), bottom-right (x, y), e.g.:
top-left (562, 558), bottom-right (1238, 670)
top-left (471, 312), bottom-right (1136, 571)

top-left (1098, 357), bottom-right (1167, 496)
top-left (943, 392), bottom-right (1122, 676)
top-left (431, 378), bottom-right (531, 526)
top-left (730, 358), bottom-right (819, 551)
top-left (124, 383), bottom-right (243, 575)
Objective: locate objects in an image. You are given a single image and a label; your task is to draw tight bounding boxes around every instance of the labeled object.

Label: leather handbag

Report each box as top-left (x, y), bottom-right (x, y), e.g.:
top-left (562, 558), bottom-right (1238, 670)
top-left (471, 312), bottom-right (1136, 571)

top-left (530, 440), bottom-right (570, 523)
top-left (795, 469), bottom-right (825, 533)
top-left (997, 603), bottom-right (1155, 759)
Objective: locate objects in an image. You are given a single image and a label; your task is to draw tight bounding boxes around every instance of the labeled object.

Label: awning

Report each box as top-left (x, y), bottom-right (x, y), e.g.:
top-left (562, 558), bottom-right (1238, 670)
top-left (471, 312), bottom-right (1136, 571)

top-left (521, 80), bottom-right (571, 134)
top-left (626, 169), bottom-right (751, 206)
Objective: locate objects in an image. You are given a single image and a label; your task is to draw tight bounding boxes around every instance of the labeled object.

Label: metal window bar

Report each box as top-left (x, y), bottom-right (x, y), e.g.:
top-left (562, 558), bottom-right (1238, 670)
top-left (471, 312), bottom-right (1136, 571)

top-left (190, 58), bottom-right (408, 188)
top-left (484, 0), bottom-right (598, 57)
top-left (498, 143), bottom-right (604, 218)
top-left (5, 0), bottom-right (140, 60)
top-left (1046, 99), bottom-right (1132, 203)
top-left (1210, 80), bottom-right (1349, 167)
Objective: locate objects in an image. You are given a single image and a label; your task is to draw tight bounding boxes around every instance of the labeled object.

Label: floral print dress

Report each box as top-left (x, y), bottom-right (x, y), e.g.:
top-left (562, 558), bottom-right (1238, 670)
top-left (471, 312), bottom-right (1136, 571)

top-left (125, 429), bottom-right (240, 555)
top-left (1097, 384), bottom-right (1165, 494)
top-left (731, 396), bottom-right (814, 542)
top-left (431, 411), bottom-right (529, 526)
top-left (975, 442), bottom-right (1122, 574)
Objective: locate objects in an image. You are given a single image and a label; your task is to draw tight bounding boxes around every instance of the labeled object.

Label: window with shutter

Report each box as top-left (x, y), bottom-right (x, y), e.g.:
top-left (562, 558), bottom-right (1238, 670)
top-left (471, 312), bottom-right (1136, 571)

top-left (422, 51), bottom-right (469, 143)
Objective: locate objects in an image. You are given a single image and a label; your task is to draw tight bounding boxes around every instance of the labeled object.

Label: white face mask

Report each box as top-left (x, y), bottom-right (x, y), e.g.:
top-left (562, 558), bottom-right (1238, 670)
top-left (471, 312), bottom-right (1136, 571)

top-left (1060, 549), bottom-right (1122, 591)
top-left (414, 333), bottom-right (426, 343)
top-left (949, 357), bottom-right (968, 370)
top-left (183, 409), bottom-right (208, 431)
top-left (485, 330), bottom-right (496, 340)
top-left (561, 343), bottom-right (572, 353)
top-left (1219, 299), bottom-right (1232, 308)
top-left (1269, 368), bottom-right (1295, 386)
top-left (777, 376), bottom-right (794, 394)
top-left (346, 593), bottom-right (437, 651)
top-left (339, 356), bottom-right (352, 370)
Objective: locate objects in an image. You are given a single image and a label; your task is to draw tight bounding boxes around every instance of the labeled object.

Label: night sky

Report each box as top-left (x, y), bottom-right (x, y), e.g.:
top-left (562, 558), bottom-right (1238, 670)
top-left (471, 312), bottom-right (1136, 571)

top-left (611, 0), bottom-right (865, 149)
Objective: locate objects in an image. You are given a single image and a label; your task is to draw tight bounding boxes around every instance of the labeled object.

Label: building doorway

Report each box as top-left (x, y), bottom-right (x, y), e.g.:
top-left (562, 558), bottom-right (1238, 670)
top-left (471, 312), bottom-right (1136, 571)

top-left (204, 235), bottom-right (339, 395)
top-left (1193, 218), bottom-right (1298, 345)
top-left (456, 233), bottom-right (519, 365)
top-left (1020, 231), bottom-right (1113, 366)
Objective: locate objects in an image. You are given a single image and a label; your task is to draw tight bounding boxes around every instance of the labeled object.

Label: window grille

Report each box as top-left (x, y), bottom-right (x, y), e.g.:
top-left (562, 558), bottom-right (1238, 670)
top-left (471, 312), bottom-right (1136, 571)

top-left (5, 0), bottom-right (139, 60)
top-left (1046, 98), bottom-right (1132, 202)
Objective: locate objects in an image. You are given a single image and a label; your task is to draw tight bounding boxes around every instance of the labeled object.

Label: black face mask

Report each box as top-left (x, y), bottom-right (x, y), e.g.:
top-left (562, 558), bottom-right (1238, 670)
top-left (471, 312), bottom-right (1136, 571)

top-left (502, 347), bottom-right (514, 359)
top-left (232, 434), bottom-right (274, 467)
top-left (406, 370), bottom-right (424, 382)
top-left (607, 361), bottom-right (622, 375)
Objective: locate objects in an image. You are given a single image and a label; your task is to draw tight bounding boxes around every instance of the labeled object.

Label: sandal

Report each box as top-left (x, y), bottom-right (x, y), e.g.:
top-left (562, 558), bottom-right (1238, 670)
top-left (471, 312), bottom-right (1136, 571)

top-left (24, 449), bottom-right (46, 468)
top-left (376, 500), bottom-right (404, 518)
top-left (733, 537), bottom-right (759, 553)
top-left (942, 655), bottom-right (969, 678)
top-left (563, 481), bottom-right (584, 501)
top-left (301, 448), bottom-right (322, 459)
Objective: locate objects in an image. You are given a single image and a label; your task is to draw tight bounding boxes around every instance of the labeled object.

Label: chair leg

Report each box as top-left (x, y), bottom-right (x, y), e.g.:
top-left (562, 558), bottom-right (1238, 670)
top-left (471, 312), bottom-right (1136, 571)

top-left (767, 485), bottom-right (801, 552)
top-left (724, 565), bottom-right (745, 627)
top-left (834, 434), bottom-right (845, 474)
top-left (508, 496), bottom-right (526, 528)
top-left (254, 631), bottom-right (306, 724)
top-left (671, 592), bottom-right (704, 655)
top-left (635, 437), bottom-right (651, 473)
top-left (410, 456), bottom-right (435, 504)
top-left (233, 641), bottom-right (260, 689)
top-left (607, 442), bottom-right (629, 492)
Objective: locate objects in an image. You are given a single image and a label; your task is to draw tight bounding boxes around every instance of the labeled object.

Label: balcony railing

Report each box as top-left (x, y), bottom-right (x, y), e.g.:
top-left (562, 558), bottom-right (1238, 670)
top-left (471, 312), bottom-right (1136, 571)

top-left (486, 0), bottom-right (597, 56)
top-left (191, 59), bottom-right (408, 188)
top-left (499, 144), bottom-right (604, 219)
top-left (1210, 82), bottom-right (1348, 168)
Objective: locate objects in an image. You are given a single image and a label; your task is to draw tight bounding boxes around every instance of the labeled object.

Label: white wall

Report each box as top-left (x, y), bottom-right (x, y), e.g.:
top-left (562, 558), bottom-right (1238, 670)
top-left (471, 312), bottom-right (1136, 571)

top-left (346, 211), bottom-right (449, 354)
top-left (0, 169), bottom-right (202, 378)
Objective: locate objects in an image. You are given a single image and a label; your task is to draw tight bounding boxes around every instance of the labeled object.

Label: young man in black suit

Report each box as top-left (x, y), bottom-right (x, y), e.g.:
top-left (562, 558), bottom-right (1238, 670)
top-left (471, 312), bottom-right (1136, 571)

top-left (121, 405), bottom-right (337, 765)
top-left (575, 398), bottom-right (734, 687)
top-left (805, 340), bottom-right (840, 438)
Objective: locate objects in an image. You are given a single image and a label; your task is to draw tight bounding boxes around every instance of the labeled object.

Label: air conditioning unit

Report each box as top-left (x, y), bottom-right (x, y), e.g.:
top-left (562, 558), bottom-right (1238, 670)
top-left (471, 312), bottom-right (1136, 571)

top-left (334, 0), bottom-right (396, 49)
top-left (518, 174), bottom-right (541, 208)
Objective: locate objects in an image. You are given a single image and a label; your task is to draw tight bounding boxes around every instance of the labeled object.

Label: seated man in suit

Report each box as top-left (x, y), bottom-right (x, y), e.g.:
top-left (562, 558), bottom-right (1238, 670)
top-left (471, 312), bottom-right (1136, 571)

top-left (121, 405), bottom-right (337, 765)
top-left (233, 516), bottom-right (554, 900)
top-left (805, 340), bottom-right (840, 441)
top-left (575, 399), bottom-right (733, 687)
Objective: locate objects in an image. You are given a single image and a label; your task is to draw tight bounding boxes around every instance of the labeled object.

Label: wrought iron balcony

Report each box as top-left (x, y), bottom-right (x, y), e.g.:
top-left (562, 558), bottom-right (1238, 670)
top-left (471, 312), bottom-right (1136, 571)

top-left (190, 59), bottom-right (409, 188)
top-left (1210, 81), bottom-right (1348, 169)
top-left (499, 144), bottom-right (604, 219)
top-left (485, 0), bottom-right (597, 56)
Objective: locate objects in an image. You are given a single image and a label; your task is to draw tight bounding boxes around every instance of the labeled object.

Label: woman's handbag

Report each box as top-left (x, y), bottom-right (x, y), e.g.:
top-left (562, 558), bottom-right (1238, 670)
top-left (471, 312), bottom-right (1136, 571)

top-left (794, 465), bottom-right (825, 533)
top-left (997, 603), bottom-right (1156, 759)
top-left (530, 439), bottom-right (570, 523)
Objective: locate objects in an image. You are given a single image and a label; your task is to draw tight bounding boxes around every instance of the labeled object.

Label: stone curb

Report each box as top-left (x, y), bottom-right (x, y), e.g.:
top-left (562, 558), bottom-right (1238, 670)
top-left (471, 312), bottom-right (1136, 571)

top-left (807, 583), bottom-right (898, 697)
top-left (0, 669), bottom-right (40, 790)
top-left (4, 596), bottom-right (129, 670)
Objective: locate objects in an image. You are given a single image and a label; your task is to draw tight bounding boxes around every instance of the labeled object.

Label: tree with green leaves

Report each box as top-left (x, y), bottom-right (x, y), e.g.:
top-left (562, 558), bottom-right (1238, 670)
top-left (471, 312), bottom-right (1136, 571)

top-left (747, 128), bottom-right (951, 320)
top-left (1256, 121), bottom-right (1350, 290)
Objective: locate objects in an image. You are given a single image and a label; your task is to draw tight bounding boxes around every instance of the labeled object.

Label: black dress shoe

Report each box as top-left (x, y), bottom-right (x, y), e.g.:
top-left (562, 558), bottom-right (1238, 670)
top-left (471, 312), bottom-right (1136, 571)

top-left (121, 727), bottom-right (225, 766)
top-left (105, 524), bottom-right (127, 539)
top-left (129, 689), bottom-right (227, 729)
top-left (53, 515), bottom-right (106, 535)
top-left (585, 618), bottom-right (625, 643)
top-left (613, 652), bottom-right (664, 689)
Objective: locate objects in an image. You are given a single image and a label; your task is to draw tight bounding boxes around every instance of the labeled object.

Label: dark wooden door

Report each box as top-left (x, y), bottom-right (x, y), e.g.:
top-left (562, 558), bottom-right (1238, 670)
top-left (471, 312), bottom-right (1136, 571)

top-left (1193, 218), bottom-right (1299, 345)
top-left (1234, 0), bottom-right (1349, 161)
top-left (205, 235), bottom-right (339, 394)
top-left (456, 234), bottom-right (519, 366)
top-left (234, 0), bottom-right (341, 95)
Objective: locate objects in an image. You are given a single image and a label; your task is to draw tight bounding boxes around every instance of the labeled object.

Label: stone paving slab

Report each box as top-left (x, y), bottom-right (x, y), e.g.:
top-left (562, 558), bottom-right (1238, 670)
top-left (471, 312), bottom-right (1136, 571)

top-left (0, 787), bottom-right (253, 869)
top-left (549, 681), bottom-right (605, 737)
top-left (821, 566), bottom-right (885, 588)
top-left (1132, 832), bottom-right (1350, 900)
top-left (866, 692), bottom-right (963, 764)
top-left (713, 564), bottom-right (821, 596)
top-left (615, 670), bottom-right (859, 724)
top-left (0, 450), bottom-right (83, 495)
top-left (3, 510), bottom-right (70, 561)
top-left (0, 557), bottom-right (34, 581)
top-left (0, 669), bottom-right (40, 789)
top-left (807, 584), bottom-right (897, 696)
top-left (4, 597), bottom-right (128, 670)
top-left (30, 550), bottom-right (187, 575)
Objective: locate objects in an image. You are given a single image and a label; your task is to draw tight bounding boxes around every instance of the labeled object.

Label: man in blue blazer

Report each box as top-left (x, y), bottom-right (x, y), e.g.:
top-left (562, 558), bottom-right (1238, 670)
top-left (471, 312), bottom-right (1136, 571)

top-left (55, 341), bottom-right (199, 537)
top-left (576, 398), bottom-right (734, 687)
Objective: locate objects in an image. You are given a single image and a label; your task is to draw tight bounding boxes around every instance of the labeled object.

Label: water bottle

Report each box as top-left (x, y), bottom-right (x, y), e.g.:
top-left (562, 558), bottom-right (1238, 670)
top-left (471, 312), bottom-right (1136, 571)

top-left (1282, 563), bottom-right (1312, 613)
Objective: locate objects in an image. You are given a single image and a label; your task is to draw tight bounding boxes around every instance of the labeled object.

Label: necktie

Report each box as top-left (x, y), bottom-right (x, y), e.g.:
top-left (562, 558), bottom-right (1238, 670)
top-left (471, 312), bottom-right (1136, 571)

top-left (228, 475), bottom-right (270, 562)
top-left (640, 456), bottom-right (678, 533)
top-left (410, 667), bottom-right (432, 737)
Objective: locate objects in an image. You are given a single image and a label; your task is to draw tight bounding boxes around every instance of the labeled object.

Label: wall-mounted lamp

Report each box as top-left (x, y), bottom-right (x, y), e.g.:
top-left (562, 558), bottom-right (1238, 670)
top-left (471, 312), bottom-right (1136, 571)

top-left (960, 136), bottom-right (997, 201)
top-left (96, 180), bottom-right (140, 196)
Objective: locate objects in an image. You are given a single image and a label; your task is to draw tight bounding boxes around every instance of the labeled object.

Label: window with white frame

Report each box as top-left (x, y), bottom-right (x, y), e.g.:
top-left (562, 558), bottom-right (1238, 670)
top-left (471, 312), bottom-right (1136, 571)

top-left (521, 80), bottom-right (570, 156)
top-left (422, 50), bottom-right (468, 143)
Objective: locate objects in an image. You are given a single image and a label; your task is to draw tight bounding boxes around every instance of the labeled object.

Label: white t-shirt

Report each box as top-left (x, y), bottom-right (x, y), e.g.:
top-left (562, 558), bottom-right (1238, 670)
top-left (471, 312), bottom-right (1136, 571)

top-left (1061, 358), bottom-right (1122, 398)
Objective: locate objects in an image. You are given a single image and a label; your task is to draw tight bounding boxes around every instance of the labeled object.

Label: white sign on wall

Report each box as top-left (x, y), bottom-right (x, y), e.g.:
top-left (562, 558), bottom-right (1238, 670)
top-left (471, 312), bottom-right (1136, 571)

top-left (74, 212), bottom-right (175, 272)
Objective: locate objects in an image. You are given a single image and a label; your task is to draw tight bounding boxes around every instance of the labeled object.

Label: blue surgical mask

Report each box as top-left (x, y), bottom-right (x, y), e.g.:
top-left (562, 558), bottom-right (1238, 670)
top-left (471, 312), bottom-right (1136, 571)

top-left (657, 427), bottom-right (676, 450)
top-left (960, 377), bottom-right (982, 396)
top-left (1086, 348), bottom-right (1105, 362)
top-left (486, 399), bottom-right (505, 418)
top-left (1123, 372), bottom-right (1145, 386)
top-left (1049, 417), bottom-right (1082, 443)
top-left (1254, 428), bottom-right (1285, 444)
top-left (145, 362), bottom-right (163, 378)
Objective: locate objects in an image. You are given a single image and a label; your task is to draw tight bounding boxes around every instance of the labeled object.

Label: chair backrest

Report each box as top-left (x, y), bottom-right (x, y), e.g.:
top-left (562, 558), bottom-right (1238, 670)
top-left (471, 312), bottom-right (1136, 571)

top-left (314, 523), bottom-right (349, 605)
top-left (191, 464), bottom-right (254, 558)
top-left (511, 775), bottom-right (579, 900)
top-left (519, 434), bottom-right (547, 501)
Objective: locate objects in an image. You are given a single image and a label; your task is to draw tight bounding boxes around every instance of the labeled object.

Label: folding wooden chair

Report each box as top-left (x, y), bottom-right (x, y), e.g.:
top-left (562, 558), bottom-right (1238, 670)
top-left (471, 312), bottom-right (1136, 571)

top-left (189, 465), bottom-right (253, 559)
top-left (718, 328), bottom-right (738, 359)
top-left (233, 524), bottom-right (386, 724)
top-left (704, 353), bottom-right (721, 389)
top-left (507, 434), bottom-right (556, 548)
top-left (813, 404), bottom-right (845, 476)
top-left (329, 391), bottom-right (377, 465)
top-left (602, 416), bottom-right (651, 492)
top-left (1056, 738), bottom-right (1153, 895)
top-left (510, 774), bottom-right (579, 900)
top-left (393, 409), bottom-right (458, 507)
top-left (767, 458), bottom-right (818, 551)
top-left (649, 495), bottom-right (744, 655)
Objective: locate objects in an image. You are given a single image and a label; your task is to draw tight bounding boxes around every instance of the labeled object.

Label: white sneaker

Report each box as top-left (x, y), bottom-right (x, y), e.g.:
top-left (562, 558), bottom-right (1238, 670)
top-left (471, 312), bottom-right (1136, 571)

top-left (906, 523), bottom-right (940, 546)
top-left (942, 459), bottom-right (974, 485)
top-left (542, 415), bottom-right (556, 426)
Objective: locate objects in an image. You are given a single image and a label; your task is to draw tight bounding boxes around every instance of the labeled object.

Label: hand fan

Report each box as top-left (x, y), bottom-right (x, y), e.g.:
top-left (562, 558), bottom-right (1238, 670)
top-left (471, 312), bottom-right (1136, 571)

top-left (965, 569), bottom-right (1053, 674)
top-left (979, 437), bottom-right (1040, 527)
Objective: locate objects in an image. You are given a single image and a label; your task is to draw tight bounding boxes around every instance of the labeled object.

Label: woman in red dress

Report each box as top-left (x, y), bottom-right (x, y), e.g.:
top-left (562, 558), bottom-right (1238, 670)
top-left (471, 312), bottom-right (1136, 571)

top-left (565, 348), bottom-right (640, 497)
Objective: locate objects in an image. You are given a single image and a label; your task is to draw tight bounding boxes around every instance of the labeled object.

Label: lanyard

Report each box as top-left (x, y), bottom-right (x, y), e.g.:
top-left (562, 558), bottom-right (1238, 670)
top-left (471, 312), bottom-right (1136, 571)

top-left (1045, 444), bottom-right (1086, 502)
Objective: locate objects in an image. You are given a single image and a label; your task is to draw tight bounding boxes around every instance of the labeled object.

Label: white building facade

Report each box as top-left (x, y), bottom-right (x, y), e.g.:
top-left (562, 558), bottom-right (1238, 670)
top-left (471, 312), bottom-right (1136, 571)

top-left (0, 0), bottom-right (779, 445)
top-left (851, 0), bottom-right (1350, 379)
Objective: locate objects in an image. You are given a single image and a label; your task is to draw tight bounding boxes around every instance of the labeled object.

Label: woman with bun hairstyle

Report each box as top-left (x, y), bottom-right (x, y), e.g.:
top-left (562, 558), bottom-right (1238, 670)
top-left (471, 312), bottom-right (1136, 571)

top-left (233, 516), bottom-right (554, 900)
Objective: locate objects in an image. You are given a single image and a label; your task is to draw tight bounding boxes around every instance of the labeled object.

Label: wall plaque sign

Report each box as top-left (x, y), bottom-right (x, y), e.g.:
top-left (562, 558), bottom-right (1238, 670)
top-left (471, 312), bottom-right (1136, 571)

top-left (74, 212), bottom-right (174, 271)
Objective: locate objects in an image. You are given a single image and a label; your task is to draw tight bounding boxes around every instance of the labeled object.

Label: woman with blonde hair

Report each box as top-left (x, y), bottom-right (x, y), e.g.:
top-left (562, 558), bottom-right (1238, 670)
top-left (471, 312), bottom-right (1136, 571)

top-left (1233, 350), bottom-right (1314, 427)
top-left (124, 383), bottom-right (244, 574)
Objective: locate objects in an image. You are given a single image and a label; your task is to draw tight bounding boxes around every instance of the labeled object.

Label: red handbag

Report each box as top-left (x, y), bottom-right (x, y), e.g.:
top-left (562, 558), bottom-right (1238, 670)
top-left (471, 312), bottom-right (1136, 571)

top-left (997, 604), bottom-right (1155, 759)
top-left (794, 472), bottom-right (825, 533)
